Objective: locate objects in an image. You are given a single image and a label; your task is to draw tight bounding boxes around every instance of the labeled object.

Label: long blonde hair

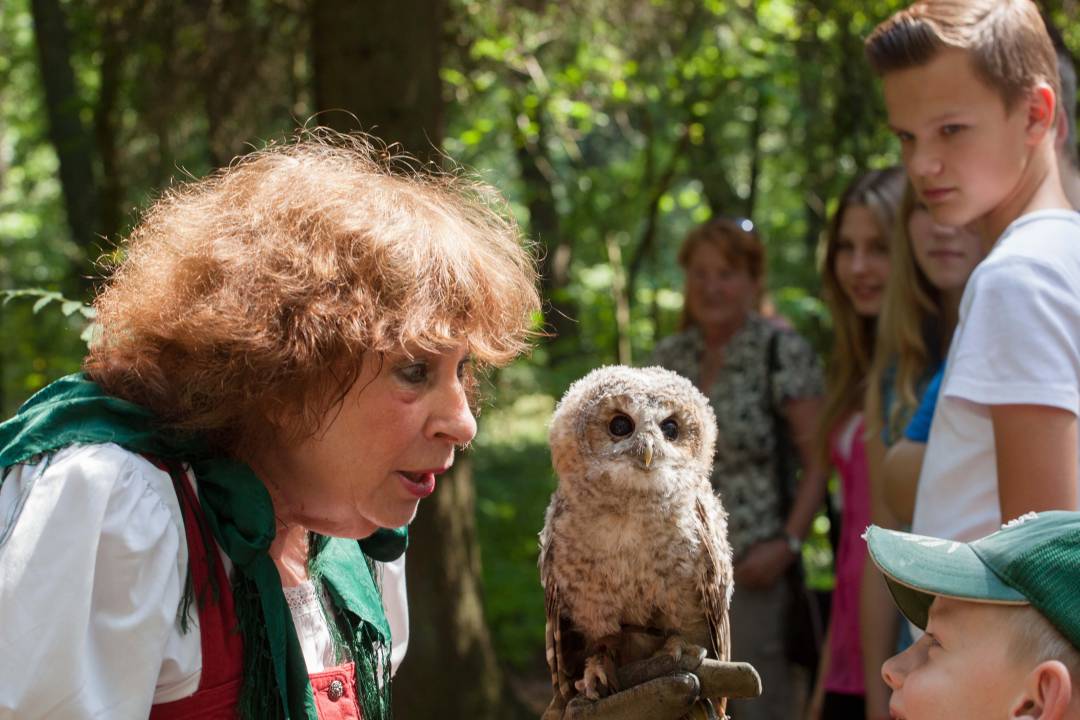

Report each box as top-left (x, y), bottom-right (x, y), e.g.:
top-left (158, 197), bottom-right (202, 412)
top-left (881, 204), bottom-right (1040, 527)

top-left (817, 167), bottom-right (906, 465)
top-left (865, 185), bottom-right (946, 442)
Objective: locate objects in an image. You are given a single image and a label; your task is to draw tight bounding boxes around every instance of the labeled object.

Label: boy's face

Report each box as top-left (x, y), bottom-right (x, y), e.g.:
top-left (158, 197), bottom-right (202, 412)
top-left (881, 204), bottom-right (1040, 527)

top-left (882, 597), bottom-right (1029, 719)
top-left (883, 48), bottom-right (1032, 231)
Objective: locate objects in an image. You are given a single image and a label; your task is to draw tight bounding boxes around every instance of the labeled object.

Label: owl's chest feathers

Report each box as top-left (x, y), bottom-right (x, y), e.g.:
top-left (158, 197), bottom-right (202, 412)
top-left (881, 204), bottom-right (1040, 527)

top-left (553, 494), bottom-right (702, 628)
top-left (561, 497), bottom-right (694, 556)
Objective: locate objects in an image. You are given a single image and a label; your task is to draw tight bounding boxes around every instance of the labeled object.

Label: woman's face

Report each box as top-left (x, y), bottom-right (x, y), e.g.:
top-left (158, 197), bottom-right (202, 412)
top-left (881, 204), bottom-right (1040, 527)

top-left (908, 205), bottom-right (984, 293)
top-left (685, 242), bottom-right (758, 332)
top-left (833, 204), bottom-right (891, 317)
top-left (256, 341), bottom-right (477, 539)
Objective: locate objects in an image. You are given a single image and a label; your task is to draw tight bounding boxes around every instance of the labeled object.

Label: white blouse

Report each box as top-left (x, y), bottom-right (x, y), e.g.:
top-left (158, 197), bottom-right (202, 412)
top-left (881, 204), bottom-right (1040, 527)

top-left (0, 443), bottom-right (409, 719)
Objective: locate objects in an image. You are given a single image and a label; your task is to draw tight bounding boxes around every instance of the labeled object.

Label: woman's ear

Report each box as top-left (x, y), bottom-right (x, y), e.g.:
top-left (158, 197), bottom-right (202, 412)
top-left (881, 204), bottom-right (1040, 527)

top-left (1010, 661), bottom-right (1074, 720)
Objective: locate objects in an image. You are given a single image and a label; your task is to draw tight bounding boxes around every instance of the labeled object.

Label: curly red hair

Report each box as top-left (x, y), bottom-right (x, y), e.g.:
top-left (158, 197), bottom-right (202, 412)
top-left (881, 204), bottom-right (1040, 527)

top-left (85, 131), bottom-right (541, 454)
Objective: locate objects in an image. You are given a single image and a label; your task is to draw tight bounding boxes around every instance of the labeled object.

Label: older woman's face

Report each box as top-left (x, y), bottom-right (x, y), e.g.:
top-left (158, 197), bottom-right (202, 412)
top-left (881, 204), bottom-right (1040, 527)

top-left (685, 242), bottom-right (758, 332)
top-left (259, 341), bottom-right (477, 539)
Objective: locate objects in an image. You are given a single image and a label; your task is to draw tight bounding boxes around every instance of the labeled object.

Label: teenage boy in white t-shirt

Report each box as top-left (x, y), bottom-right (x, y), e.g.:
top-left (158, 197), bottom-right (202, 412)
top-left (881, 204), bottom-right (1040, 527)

top-left (859, 6), bottom-right (1080, 718)
top-left (865, 1), bottom-right (1080, 544)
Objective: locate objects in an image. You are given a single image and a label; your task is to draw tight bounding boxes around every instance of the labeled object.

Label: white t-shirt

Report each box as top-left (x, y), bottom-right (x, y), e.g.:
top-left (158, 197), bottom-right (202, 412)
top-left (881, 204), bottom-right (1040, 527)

top-left (0, 443), bottom-right (409, 719)
top-left (913, 209), bottom-right (1080, 542)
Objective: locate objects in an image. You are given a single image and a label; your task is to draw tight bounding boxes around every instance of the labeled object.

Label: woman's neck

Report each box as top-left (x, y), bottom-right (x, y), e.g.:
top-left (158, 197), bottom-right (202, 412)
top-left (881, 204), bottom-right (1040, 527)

top-left (270, 522), bottom-right (311, 586)
top-left (251, 453), bottom-right (312, 586)
top-left (699, 313), bottom-right (748, 349)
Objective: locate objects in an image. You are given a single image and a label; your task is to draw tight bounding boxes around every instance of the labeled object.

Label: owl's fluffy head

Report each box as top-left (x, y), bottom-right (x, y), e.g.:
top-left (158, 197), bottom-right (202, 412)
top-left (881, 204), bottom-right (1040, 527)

top-left (548, 365), bottom-right (717, 494)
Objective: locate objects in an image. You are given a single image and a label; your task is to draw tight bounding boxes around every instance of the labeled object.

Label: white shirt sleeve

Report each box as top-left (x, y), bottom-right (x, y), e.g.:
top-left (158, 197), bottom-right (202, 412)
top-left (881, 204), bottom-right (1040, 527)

top-left (945, 256), bottom-right (1080, 413)
top-left (377, 554), bottom-right (409, 676)
top-left (0, 444), bottom-right (187, 719)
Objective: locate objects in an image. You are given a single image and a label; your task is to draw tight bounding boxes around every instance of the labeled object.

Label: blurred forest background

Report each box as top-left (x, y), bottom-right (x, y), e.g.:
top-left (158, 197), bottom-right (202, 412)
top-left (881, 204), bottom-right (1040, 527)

top-left (2, 0), bottom-right (1078, 717)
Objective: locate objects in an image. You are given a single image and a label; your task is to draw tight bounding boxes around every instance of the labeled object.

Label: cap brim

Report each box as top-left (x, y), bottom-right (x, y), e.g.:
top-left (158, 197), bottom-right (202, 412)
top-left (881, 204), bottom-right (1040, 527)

top-left (864, 526), bottom-right (1027, 629)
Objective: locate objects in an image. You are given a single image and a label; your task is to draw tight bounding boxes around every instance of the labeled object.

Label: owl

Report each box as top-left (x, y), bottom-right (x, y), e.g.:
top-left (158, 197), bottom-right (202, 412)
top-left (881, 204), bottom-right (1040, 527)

top-left (539, 365), bottom-right (734, 714)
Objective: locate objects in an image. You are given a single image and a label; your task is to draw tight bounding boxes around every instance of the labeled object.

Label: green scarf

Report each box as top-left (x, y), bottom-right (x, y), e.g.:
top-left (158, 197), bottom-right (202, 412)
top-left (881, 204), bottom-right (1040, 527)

top-left (0, 374), bottom-right (406, 720)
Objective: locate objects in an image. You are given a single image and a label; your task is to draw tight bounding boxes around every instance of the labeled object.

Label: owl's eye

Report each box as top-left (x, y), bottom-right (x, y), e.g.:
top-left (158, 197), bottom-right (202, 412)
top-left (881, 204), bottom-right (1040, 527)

top-left (660, 417), bottom-right (679, 441)
top-left (608, 414), bottom-right (635, 437)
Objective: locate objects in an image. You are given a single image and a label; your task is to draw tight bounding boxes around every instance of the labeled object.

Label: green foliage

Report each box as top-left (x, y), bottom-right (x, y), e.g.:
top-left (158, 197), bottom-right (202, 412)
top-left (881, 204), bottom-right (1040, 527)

top-left (4, 0), bottom-right (1080, 679)
top-left (473, 394), bottom-right (556, 669)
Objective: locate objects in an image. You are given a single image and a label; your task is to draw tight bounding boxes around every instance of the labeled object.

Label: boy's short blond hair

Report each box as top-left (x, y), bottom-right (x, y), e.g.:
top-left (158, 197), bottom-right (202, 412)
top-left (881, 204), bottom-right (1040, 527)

top-left (1006, 605), bottom-right (1080, 682)
top-left (865, 0), bottom-right (1061, 111)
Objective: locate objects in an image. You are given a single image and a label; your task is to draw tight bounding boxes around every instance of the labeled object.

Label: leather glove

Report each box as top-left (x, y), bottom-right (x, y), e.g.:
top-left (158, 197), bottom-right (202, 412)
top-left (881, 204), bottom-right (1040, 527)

top-left (541, 653), bottom-right (761, 720)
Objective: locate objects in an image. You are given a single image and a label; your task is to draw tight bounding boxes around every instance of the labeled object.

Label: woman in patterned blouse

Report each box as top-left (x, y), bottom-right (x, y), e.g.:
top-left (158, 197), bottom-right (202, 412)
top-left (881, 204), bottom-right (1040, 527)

top-left (650, 217), bottom-right (828, 720)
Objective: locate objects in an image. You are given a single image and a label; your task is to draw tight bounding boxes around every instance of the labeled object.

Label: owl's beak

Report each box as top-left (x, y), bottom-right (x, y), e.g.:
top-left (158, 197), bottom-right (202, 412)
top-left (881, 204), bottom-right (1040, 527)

top-left (643, 443), bottom-right (653, 468)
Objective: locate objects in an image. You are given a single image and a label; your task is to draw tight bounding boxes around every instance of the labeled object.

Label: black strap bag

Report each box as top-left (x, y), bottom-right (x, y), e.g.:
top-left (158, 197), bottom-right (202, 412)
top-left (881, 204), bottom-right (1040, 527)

top-left (765, 329), bottom-right (828, 674)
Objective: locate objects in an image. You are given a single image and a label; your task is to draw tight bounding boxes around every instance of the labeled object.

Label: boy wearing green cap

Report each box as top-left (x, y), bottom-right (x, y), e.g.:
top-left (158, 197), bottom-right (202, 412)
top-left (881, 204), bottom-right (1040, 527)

top-left (865, 511), bottom-right (1080, 719)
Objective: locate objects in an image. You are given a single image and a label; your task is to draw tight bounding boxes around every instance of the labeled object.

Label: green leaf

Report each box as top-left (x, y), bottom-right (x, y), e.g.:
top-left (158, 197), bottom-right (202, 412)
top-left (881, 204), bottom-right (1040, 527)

top-left (32, 295), bottom-right (52, 313)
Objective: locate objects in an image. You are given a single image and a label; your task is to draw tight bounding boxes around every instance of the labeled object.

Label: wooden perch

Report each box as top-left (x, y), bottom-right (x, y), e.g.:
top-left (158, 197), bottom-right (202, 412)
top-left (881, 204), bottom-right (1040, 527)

top-left (618, 657), bottom-right (761, 700)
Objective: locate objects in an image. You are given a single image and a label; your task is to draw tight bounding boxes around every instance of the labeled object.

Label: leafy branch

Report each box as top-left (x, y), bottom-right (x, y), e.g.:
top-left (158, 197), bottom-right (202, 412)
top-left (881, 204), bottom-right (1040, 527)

top-left (0, 289), bottom-right (98, 344)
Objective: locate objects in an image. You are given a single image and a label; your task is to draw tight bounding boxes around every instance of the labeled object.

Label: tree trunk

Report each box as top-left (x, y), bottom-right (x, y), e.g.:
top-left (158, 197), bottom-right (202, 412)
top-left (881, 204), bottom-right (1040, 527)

top-left (29, 0), bottom-right (99, 298)
top-left (311, 0), bottom-right (445, 160)
top-left (393, 456), bottom-right (509, 719)
top-left (794, 0), bottom-right (830, 258)
top-left (509, 86), bottom-right (578, 361)
top-left (93, 3), bottom-right (126, 250)
top-left (309, 3), bottom-right (510, 717)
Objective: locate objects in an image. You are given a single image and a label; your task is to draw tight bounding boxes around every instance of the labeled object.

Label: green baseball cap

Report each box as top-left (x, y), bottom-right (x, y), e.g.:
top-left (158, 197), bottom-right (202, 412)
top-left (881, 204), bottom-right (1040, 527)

top-left (865, 511), bottom-right (1080, 651)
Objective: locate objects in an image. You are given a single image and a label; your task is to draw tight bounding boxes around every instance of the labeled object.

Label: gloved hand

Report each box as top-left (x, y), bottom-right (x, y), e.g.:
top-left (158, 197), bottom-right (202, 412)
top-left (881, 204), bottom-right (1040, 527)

top-left (541, 653), bottom-right (761, 720)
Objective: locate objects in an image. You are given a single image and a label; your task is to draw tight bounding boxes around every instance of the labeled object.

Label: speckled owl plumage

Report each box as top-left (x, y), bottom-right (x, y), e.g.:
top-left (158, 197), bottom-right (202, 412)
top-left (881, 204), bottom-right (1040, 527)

top-left (539, 365), bottom-right (734, 711)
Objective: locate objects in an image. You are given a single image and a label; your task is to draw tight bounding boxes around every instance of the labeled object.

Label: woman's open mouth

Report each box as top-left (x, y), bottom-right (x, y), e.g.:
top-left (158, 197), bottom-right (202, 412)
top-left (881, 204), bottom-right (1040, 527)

top-left (397, 469), bottom-right (441, 498)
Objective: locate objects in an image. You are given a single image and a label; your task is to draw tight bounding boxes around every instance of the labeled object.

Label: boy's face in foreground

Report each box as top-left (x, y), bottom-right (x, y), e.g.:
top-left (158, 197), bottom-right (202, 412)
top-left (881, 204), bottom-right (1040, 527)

top-left (882, 597), bottom-right (1028, 719)
top-left (883, 48), bottom-right (1033, 232)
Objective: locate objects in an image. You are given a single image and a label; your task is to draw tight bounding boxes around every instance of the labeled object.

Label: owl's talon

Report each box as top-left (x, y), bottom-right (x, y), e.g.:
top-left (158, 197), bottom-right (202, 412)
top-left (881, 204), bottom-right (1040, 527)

top-left (660, 635), bottom-right (707, 669)
top-left (576, 652), bottom-right (618, 700)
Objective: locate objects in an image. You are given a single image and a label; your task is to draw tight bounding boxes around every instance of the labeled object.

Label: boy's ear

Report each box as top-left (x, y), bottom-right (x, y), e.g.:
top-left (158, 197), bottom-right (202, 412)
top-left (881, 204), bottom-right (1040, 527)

top-left (1009, 660), bottom-right (1073, 720)
top-left (1024, 83), bottom-right (1058, 147)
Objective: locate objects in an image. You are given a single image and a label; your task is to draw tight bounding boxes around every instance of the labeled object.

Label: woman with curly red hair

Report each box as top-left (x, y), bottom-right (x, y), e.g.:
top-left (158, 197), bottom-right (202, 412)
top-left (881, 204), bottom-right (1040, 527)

top-left (0, 132), bottom-right (540, 719)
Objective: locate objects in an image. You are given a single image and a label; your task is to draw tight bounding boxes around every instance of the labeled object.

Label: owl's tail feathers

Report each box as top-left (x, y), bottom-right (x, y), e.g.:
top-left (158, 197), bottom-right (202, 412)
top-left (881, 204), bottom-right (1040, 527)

top-left (545, 605), bottom-right (575, 701)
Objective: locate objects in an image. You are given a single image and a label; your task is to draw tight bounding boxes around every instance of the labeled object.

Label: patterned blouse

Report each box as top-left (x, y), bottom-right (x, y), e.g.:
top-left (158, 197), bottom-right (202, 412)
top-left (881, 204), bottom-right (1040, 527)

top-left (649, 314), bottom-right (824, 557)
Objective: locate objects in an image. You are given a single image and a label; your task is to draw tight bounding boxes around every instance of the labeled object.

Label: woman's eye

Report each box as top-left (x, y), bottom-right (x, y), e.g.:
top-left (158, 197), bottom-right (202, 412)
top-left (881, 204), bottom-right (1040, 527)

top-left (398, 363), bottom-right (428, 384)
top-left (457, 358), bottom-right (471, 380)
top-left (609, 414), bottom-right (635, 437)
top-left (660, 418), bottom-right (679, 440)
top-left (941, 124), bottom-right (965, 137)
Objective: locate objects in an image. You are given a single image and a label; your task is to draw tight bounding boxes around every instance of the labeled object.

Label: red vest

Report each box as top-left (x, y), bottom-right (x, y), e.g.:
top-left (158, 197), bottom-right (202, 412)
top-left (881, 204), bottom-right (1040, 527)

top-left (148, 461), bottom-right (363, 720)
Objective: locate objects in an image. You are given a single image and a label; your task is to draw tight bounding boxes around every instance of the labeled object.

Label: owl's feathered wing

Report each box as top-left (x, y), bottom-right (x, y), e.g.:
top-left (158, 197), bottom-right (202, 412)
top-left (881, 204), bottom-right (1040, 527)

top-left (539, 493), bottom-right (581, 702)
top-left (695, 496), bottom-right (732, 664)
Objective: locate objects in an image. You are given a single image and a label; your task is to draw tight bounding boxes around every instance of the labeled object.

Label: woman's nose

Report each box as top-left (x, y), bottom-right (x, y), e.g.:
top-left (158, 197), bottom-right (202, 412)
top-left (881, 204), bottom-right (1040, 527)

top-left (851, 247), bottom-right (870, 274)
top-left (432, 379), bottom-right (478, 446)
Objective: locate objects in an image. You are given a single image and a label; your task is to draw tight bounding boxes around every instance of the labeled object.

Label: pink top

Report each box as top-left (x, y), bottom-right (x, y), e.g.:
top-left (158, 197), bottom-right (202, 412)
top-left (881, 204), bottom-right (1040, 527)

top-left (824, 413), bottom-right (870, 696)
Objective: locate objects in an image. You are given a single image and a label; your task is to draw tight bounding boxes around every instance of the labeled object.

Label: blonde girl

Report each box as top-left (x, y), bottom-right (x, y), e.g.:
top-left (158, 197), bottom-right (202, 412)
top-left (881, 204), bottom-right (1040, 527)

top-left (807, 166), bottom-right (906, 720)
top-left (859, 184), bottom-right (985, 720)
